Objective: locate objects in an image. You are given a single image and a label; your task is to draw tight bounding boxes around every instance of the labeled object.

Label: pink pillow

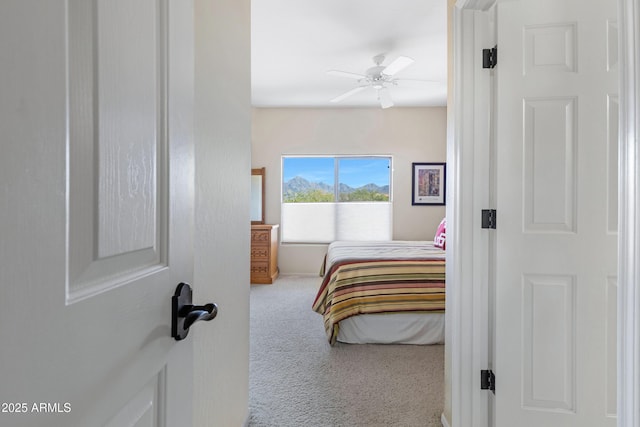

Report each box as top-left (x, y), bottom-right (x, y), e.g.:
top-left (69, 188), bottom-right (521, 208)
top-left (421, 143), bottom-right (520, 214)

top-left (434, 218), bottom-right (446, 250)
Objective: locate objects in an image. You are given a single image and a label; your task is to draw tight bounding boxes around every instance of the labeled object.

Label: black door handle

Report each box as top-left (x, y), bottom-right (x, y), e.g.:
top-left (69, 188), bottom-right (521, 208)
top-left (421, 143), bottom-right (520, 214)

top-left (172, 283), bottom-right (218, 341)
top-left (183, 303), bottom-right (218, 330)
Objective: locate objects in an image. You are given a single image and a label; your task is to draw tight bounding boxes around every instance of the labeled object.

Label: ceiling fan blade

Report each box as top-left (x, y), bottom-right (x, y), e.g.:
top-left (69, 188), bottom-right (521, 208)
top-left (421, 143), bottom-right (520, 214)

top-left (378, 87), bottom-right (394, 109)
top-left (331, 86), bottom-right (367, 103)
top-left (382, 56), bottom-right (415, 76)
top-left (327, 70), bottom-right (367, 80)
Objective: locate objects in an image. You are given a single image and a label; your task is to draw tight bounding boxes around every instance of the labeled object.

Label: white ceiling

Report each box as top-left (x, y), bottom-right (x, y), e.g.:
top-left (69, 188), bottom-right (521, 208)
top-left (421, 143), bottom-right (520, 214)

top-left (251, 0), bottom-right (448, 108)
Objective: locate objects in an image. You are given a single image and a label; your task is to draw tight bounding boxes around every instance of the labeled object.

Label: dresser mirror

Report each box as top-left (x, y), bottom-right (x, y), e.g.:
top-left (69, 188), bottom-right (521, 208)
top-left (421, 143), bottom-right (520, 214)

top-left (251, 167), bottom-right (265, 224)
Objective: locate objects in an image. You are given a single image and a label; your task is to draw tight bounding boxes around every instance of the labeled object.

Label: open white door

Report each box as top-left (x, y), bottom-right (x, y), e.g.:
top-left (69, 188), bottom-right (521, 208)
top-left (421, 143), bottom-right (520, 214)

top-left (0, 1), bottom-right (199, 426)
top-left (493, 0), bottom-right (618, 426)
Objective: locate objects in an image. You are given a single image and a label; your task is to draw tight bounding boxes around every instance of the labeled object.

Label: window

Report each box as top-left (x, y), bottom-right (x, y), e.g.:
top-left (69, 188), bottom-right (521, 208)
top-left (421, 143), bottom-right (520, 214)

top-left (281, 156), bottom-right (392, 243)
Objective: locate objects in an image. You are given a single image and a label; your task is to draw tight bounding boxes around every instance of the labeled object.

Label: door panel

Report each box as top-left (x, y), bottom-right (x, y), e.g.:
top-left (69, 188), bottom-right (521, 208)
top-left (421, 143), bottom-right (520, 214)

top-left (494, 0), bottom-right (617, 426)
top-left (0, 1), bottom-right (194, 426)
top-left (522, 97), bottom-right (577, 233)
top-left (521, 274), bottom-right (576, 412)
top-left (68, 0), bottom-right (169, 301)
top-left (103, 371), bottom-right (164, 427)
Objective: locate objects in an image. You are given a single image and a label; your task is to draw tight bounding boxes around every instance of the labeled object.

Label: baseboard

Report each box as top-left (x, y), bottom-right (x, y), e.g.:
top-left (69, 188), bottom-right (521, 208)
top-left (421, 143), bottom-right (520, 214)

top-left (279, 272), bottom-right (319, 277)
top-left (441, 412), bottom-right (451, 427)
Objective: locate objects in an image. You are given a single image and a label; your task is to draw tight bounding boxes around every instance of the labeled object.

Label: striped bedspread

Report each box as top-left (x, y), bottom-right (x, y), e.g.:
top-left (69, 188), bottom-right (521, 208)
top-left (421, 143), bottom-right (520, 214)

top-left (312, 241), bottom-right (446, 344)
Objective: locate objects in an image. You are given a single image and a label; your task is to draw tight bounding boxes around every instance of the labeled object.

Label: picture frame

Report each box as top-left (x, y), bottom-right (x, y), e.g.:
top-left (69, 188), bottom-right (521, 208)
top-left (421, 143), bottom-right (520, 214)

top-left (412, 162), bottom-right (446, 205)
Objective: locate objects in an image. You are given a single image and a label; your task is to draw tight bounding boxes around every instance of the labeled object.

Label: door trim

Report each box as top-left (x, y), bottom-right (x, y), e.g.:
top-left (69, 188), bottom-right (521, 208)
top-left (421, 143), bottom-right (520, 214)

top-left (447, 2), bottom-right (493, 427)
top-left (451, 0), bottom-right (640, 426)
top-left (617, 1), bottom-right (640, 425)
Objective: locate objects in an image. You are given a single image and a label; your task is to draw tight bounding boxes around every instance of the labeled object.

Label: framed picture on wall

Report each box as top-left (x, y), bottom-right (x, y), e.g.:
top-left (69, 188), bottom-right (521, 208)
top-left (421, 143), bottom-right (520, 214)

top-left (412, 162), bottom-right (446, 205)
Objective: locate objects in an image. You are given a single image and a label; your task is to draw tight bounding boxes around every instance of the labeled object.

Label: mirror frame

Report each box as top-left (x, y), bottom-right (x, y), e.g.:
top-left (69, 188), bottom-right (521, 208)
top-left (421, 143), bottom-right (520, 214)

top-left (251, 167), bottom-right (265, 225)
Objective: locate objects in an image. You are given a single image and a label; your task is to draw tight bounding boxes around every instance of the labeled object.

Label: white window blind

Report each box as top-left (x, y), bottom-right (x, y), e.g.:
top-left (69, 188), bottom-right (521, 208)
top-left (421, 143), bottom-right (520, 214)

top-left (281, 202), bottom-right (392, 243)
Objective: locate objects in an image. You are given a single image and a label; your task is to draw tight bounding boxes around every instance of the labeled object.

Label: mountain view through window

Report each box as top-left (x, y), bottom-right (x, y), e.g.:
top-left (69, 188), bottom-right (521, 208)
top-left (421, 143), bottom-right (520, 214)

top-left (282, 156), bottom-right (391, 203)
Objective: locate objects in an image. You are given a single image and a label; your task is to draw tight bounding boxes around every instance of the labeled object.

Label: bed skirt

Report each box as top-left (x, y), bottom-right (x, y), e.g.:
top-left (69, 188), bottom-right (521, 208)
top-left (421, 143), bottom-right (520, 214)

top-left (336, 312), bottom-right (445, 345)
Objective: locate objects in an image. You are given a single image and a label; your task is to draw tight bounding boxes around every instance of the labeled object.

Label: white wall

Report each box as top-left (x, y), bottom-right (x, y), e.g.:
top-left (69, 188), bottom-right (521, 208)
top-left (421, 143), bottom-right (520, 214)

top-left (194, 0), bottom-right (251, 425)
top-left (252, 107), bottom-right (447, 274)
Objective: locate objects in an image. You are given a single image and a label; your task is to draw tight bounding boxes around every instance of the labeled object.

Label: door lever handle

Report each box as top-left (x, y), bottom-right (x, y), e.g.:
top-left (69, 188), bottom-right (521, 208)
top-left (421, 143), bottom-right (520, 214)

top-left (183, 303), bottom-right (218, 330)
top-left (172, 283), bottom-right (218, 341)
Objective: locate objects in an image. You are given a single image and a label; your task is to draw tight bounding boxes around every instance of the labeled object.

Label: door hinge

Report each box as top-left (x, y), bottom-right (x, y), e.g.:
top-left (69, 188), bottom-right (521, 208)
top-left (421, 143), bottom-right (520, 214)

top-left (481, 369), bottom-right (496, 393)
top-left (483, 45), bottom-right (497, 69)
top-left (481, 209), bottom-right (497, 229)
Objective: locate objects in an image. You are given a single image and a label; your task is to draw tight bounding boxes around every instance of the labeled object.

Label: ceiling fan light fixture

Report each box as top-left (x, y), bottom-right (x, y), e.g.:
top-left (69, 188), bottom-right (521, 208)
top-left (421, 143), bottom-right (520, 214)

top-left (378, 87), bottom-right (394, 109)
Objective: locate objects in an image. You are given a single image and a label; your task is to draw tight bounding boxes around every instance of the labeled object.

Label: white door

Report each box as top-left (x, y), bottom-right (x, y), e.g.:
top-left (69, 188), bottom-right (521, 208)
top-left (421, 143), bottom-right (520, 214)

top-left (0, 1), bottom-right (198, 426)
top-left (493, 0), bottom-right (618, 426)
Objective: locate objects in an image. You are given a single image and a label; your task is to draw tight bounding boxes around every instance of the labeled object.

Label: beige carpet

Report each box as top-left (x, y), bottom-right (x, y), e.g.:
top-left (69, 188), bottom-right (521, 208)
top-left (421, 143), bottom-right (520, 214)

top-left (248, 275), bottom-right (444, 427)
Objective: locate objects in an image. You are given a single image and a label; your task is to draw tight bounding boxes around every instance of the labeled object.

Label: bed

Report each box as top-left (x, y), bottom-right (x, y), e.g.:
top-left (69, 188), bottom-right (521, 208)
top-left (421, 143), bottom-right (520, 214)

top-left (312, 240), bottom-right (446, 345)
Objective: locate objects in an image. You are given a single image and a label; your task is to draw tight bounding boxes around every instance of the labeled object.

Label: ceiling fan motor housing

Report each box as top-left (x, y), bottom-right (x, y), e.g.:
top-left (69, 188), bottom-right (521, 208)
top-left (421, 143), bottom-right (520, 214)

top-left (366, 65), bottom-right (388, 89)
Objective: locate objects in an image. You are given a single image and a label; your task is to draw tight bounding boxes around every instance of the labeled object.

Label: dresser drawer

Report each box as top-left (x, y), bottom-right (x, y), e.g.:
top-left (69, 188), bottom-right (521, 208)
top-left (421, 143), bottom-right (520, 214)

top-left (251, 246), bottom-right (270, 260)
top-left (250, 261), bottom-right (270, 277)
top-left (251, 230), bottom-right (271, 245)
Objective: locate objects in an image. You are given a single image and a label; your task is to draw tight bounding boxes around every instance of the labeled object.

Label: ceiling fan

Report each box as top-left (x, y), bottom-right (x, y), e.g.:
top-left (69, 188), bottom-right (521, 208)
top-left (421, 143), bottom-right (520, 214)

top-left (327, 54), bottom-right (426, 109)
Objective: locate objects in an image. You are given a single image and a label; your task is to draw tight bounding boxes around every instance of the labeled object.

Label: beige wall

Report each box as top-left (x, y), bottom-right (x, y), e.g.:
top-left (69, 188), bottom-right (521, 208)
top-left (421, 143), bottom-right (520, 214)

top-left (252, 107), bottom-right (447, 274)
top-left (194, 0), bottom-right (251, 425)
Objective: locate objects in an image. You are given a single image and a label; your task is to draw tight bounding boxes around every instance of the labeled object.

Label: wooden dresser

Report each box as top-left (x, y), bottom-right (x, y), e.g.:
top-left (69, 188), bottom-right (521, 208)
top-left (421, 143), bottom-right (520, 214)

top-left (250, 224), bottom-right (279, 284)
